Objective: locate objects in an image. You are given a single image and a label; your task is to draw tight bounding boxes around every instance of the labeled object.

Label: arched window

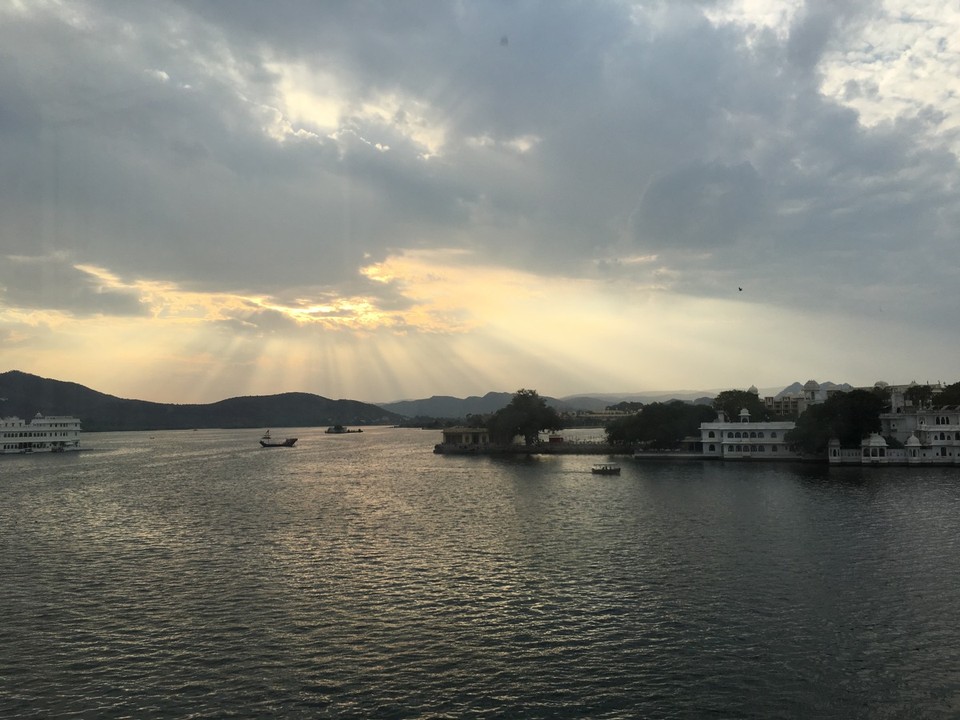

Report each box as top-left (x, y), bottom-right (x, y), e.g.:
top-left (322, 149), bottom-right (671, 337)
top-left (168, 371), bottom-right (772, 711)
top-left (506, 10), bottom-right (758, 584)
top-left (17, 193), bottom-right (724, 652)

top-left (750, 431), bottom-right (757, 438)
top-left (735, 431), bottom-right (741, 439)
top-left (708, 431), bottom-right (715, 438)
top-left (770, 431), bottom-right (778, 438)
top-left (727, 432), bottom-right (734, 438)
top-left (709, 444), bottom-right (715, 452)
top-left (757, 432), bottom-right (764, 438)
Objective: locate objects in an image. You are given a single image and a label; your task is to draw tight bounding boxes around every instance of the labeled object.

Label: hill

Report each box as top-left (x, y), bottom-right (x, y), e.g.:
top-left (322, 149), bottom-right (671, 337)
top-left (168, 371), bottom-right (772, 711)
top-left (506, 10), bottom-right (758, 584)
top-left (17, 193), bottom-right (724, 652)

top-left (0, 370), bottom-right (402, 432)
top-left (379, 392), bottom-right (516, 419)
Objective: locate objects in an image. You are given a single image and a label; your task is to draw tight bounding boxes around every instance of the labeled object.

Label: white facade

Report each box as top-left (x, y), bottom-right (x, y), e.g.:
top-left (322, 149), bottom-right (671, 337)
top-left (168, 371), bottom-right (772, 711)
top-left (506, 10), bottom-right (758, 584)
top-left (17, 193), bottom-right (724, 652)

top-left (879, 405), bottom-right (960, 464)
top-left (1, 413), bottom-right (82, 454)
top-left (699, 408), bottom-right (798, 460)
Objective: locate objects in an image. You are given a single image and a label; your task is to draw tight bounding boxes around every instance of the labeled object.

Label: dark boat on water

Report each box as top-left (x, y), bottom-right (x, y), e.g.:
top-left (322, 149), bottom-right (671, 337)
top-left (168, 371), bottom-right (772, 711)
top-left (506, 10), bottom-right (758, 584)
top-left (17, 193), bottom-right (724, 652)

top-left (591, 463), bottom-right (621, 475)
top-left (260, 430), bottom-right (297, 447)
top-left (325, 424), bottom-right (363, 434)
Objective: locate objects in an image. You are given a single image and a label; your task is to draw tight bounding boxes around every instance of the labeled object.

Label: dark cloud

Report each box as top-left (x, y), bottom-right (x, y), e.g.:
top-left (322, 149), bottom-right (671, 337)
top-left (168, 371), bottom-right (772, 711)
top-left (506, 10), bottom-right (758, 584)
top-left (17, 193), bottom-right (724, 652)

top-left (0, 255), bottom-right (147, 316)
top-left (634, 160), bottom-right (766, 250)
top-left (0, 0), bottom-right (958, 328)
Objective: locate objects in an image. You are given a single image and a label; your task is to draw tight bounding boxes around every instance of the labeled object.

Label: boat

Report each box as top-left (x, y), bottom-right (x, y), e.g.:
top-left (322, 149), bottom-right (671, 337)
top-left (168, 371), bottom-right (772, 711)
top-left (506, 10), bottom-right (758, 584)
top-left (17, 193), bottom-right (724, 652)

top-left (259, 430), bottom-right (297, 448)
top-left (1, 412), bottom-right (82, 454)
top-left (591, 463), bottom-right (621, 475)
top-left (325, 425), bottom-right (363, 434)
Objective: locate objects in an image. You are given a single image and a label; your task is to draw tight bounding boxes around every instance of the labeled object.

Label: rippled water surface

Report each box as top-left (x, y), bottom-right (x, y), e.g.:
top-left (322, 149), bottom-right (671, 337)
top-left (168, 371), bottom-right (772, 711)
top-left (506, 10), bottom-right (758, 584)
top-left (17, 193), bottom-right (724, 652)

top-left (3, 427), bottom-right (960, 718)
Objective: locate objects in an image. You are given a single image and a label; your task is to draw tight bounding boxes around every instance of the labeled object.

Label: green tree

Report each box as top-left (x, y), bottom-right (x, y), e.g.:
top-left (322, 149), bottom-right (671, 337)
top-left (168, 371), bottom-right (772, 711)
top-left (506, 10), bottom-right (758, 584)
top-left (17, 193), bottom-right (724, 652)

top-left (487, 389), bottom-right (563, 446)
top-left (871, 384), bottom-right (892, 413)
top-left (712, 389), bottom-right (770, 422)
top-left (606, 401), bottom-right (716, 449)
top-left (905, 384), bottom-right (934, 408)
top-left (786, 389), bottom-right (884, 454)
top-left (932, 381), bottom-right (960, 408)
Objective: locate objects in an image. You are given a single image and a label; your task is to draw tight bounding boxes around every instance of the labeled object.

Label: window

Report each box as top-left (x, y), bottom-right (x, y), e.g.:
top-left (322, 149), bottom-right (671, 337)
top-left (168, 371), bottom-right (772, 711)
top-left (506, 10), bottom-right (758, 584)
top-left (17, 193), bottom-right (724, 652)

top-left (708, 431), bottom-right (715, 438)
top-left (770, 432), bottom-right (777, 438)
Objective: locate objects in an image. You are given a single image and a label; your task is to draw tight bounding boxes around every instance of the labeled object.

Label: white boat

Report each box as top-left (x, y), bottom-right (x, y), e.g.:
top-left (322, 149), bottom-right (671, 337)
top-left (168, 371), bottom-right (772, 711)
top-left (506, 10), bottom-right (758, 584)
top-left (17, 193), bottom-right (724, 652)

top-left (591, 463), bottom-right (621, 475)
top-left (1, 413), bottom-right (82, 454)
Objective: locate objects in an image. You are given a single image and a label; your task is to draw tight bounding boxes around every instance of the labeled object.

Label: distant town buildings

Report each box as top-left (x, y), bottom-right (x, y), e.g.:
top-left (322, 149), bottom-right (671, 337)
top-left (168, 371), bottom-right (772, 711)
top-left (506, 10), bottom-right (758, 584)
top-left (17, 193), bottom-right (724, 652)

top-left (701, 379), bottom-right (960, 465)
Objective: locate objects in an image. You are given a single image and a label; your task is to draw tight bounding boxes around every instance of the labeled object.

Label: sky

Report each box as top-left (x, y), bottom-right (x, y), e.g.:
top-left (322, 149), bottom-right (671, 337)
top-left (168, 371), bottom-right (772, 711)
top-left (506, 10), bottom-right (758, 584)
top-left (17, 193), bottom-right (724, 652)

top-left (2, 0), bottom-right (960, 404)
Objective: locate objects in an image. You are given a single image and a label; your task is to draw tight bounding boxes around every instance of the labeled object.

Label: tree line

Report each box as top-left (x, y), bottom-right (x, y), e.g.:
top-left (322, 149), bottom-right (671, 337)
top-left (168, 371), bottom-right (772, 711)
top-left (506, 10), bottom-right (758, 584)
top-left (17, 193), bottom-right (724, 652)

top-left (483, 382), bottom-right (960, 454)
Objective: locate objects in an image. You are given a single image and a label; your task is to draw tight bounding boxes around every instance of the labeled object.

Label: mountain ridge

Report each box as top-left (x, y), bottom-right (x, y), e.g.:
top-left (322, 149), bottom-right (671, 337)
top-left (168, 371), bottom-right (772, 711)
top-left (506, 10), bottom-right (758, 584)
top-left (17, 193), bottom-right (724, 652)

top-left (0, 370), bottom-right (402, 432)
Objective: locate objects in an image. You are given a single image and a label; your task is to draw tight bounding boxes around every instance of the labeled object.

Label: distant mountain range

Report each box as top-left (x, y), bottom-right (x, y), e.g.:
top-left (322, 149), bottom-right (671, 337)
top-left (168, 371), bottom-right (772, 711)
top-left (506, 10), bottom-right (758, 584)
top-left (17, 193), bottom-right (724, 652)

top-left (0, 371), bottom-right (403, 432)
top-left (378, 392), bottom-right (518, 419)
top-left (381, 382), bottom-right (858, 418)
top-left (0, 370), bottom-right (859, 431)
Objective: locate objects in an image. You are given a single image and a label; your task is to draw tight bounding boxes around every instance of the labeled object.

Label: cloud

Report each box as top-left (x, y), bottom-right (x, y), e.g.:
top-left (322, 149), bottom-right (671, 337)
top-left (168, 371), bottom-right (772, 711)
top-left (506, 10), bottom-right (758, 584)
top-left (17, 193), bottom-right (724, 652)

top-left (2, 0), bottom-right (960, 401)
top-left (0, 255), bottom-right (147, 316)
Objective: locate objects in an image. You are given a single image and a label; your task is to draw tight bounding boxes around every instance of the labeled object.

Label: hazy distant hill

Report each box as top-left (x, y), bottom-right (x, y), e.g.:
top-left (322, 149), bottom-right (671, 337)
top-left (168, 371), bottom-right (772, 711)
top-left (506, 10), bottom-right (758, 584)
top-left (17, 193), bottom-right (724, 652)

top-left (380, 391), bottom-right (713, 419)
top-left (380, 392), bottom-right (516, 419)
top-left (380, 391), bottom-right (602, 419)
top-left (0, 370), bottom-right (402, 432)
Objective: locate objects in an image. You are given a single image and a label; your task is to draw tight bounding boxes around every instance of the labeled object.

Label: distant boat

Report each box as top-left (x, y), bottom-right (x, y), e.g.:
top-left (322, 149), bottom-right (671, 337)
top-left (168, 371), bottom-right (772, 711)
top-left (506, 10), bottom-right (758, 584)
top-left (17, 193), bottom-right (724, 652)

top-left (260, 430), bottom-right (297, 448)
top-left (325, 425), bottom-right (363, 434)
top-left (591, 463), bottom-right (621, 475)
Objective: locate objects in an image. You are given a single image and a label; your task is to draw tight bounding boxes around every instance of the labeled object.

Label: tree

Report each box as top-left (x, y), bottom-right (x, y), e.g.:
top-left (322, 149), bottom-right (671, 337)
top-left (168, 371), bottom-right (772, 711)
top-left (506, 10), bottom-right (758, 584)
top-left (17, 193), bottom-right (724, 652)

top-left (786, 389), bottom-right (884, 454)
top-left (932, 381), bottom-right (960, 408)
top-left (487, 389), bottom-right (563, 446)
top-left (712, 389), bottom-right (770, 422)
top-left (605, 401), bottom-right (716, 449)
top-left (905, 384), bottom-right (934, 409)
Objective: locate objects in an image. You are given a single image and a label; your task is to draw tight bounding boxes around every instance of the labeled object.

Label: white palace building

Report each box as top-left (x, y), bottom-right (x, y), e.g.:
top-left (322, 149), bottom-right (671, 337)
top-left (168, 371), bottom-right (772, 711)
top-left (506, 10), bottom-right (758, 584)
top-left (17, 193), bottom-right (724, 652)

top-left (696, 380), bottom-right (960, 465)
top-left (699, 408), bottom-right (799, 460)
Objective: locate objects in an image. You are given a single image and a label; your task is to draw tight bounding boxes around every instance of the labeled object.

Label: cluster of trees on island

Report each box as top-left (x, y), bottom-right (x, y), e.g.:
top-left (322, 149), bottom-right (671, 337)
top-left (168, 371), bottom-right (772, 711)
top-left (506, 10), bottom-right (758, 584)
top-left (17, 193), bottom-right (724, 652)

top-left (482, 382), bottom-right (960, 455)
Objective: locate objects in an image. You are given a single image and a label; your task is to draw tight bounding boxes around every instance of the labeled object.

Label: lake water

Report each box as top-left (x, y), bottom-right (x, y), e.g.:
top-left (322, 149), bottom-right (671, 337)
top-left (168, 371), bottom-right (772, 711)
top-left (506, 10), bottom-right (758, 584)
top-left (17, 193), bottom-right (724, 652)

top-left (2, 426), bottom-right (960, 718)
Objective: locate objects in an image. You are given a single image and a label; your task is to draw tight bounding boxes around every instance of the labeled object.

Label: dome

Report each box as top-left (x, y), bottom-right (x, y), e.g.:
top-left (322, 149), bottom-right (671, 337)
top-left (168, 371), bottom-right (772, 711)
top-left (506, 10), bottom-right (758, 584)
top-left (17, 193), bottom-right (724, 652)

top-left (748, 385), bottom-right (759, 395)
top-left (803, 380), bottom-right (820, 392)
top-left (905, 434), bottom-right (922, 447)
top-left (862, 433), bottom-right (887, 447)
top-left (874, 381), bottom-right (889, 389)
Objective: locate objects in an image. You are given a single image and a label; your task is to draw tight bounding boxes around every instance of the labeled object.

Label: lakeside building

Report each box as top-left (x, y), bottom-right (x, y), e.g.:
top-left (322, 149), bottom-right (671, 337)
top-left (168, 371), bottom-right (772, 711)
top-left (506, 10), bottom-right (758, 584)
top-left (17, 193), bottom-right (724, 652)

top-left (829, 427), bottom-right (960, 466)
top-left (434, 426), bottom-right (490, 454)
top-left (699, 408), bottom-right (799, 460)
top-left (874, 400), bottom-right (960, 465)
top-left (873, 381), bottom-right (946, 416)
top-left (1, 413), bottom-right (82, 454)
